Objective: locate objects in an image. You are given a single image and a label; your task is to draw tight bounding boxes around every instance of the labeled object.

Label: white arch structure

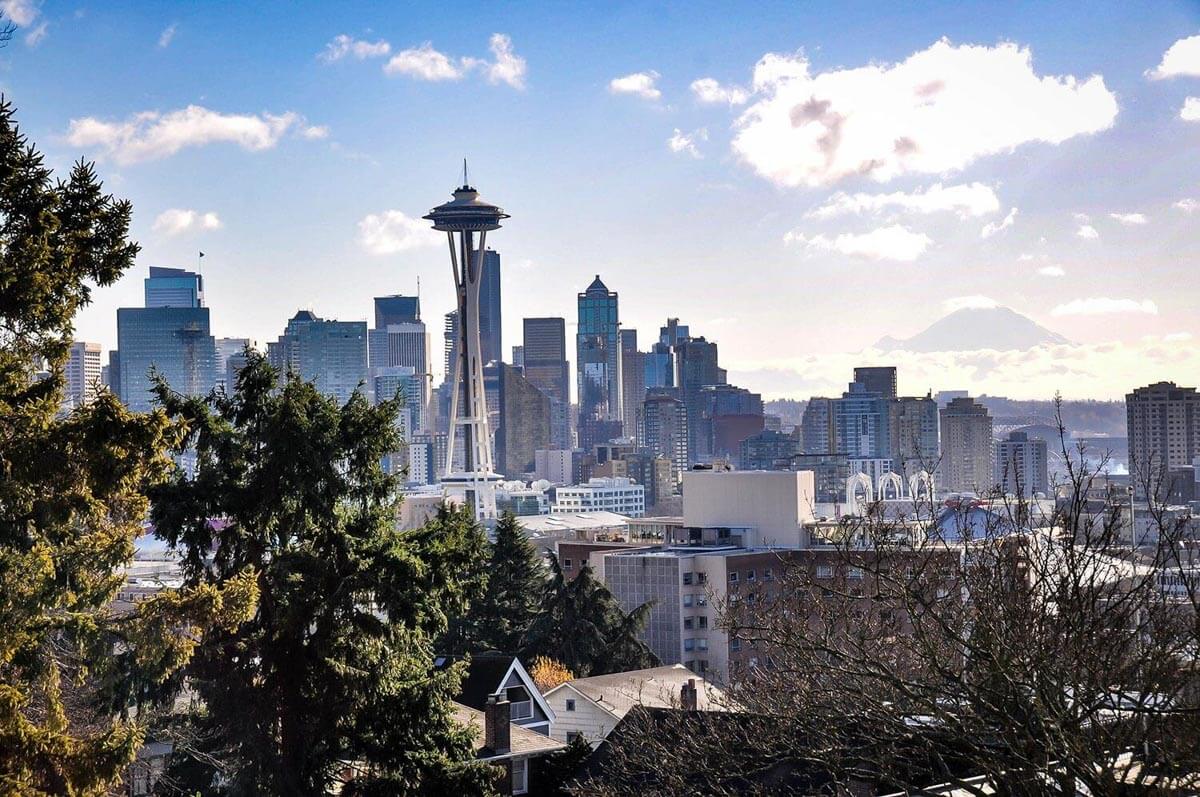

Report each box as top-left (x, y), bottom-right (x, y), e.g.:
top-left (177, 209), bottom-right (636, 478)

top-left (877, 471), bottom-right (905, 501)
top-left (846, 472), bottom-right (873, 506)
top-left (908, 469), bottom-right (935, 501)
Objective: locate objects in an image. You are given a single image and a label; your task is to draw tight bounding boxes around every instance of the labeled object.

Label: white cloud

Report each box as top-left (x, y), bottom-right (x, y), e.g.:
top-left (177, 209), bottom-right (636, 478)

top-left (320, 34), bottom-right (391, 63)
top-left (980, 206), bottom-right (1018, 238)
top-left (731, 39), bottom-right (1118, 187)
top-left (1174, 198), bottom-right (1199, 213)
top-left (1050, 297), bottom-right (1158, 317)
top-left (808, 182), bottom-right (999, 219)
top-left (357, 210), bottom-right (441, 255)
top-left (785, 224), bottom-right (932, 261)
top-left (609, 71), bottom-right (661, 100)
top-left (65, 106), bottom-right (314, 164)
top-left (0, 0), bottom-right (38, 26)
top-left (1148, 34), bottom-right (1200, 79)
top-left (690, 77), bottom-right (748, 105)
top-left (1181, 97), bottom-right (1200, 121)
top-left (301, 125), bottom-right (329, 140)
top-left (152, 208), bottom-right (222, 236)
top-left (1073, 212), bottom-right (1091, 222)
top-left (1037, 265), bottom-right (1066, 277)
top-left (158, 22), bottom-right (178, 49)
top-left (385, 42), bottom-right (467, 80)
top-left (23, 19), bottom-right (45, 45)
top-left (1076, 223), bottom-right (1100, 240)
top-left (484, 33), bottom-right (526, 89)
top-left (1109, 212), bottom-right (1147, 225)
top-left (1163, 332), bottom-right (1193, 343)
top-left (943, 294), bottom-right (999, 312)
top-left (667, 127), bottom-right (707, 158)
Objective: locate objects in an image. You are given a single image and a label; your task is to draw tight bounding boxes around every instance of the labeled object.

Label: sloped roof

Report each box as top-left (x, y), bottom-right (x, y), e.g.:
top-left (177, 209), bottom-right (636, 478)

top-left (451, 702), bottom-right (565, 761)
top-left (549, 664), bottom-right (726, 719)
top-left (583, 274), bottom-right (610, 296)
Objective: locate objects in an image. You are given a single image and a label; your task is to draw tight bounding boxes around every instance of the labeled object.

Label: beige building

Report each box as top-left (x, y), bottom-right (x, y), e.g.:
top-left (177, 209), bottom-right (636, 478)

top-left (543, 664), bottom-right (725, 746)
top-left (682, 469), bottom-right (815, 547)
top-left (939, 397), bottom-right (994, 495)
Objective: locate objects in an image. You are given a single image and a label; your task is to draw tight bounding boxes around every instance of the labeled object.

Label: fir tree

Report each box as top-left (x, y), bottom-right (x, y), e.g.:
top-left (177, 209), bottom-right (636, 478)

top-left (148, 354), bottom-right (496, 795)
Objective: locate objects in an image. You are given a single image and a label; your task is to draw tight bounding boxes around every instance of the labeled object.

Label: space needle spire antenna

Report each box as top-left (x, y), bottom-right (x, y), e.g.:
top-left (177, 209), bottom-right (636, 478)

top-left (424, 170), bottom-right (508, 522)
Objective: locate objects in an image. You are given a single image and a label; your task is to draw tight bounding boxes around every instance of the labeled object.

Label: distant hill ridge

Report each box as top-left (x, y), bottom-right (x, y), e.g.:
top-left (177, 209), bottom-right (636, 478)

top-left (876, 306), bottom-right (1070, 353)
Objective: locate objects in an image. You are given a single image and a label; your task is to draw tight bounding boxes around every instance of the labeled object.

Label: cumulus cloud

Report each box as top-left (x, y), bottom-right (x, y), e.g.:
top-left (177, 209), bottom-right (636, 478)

top-left (1037, 265), bottom-right (1066, 277)
top-left (980, 206), bottom-right (1018, 238)
top-left (357, 210), bottom-right (441, 255)
top-left (785, 224), bottom-right (932, 261)
top-left (731, 39), bottom-right (1118, 188)
top-left (609, 71), bottom-right (661, 100)
top-left (943, 294), bottom-right (999, 312)
top-left (1147, 34), bottom-right (1200, 79)
top-left (667, 127), bottom-right (707, 158)
top-left (1050, 297), bottom-right (1158, 316)
top-left (153, 208), bottom-right (222, 236)
top-left (65, 105), bottom-right (315, 164)
top-left (0, 0), bottom-right (38, 26)
top-left (385, 42), bottom-right (467, 80)
top-left (158, 23), bottom-right (178, 48)
top-left (1181, 97), bottom-right (1200, 121)
top-left (1174, 198), bottom-right (1199, 213)
top-left (808, 182), bottom-right (999, 219)
top-left (320, 34), bottom-right (391, 62)
top-left (484, 33), bottom-right (526, 88)
top-left (690, 77), bottom-right (749, 105)
top-left (1109, 212), bottom-right (1147, 225)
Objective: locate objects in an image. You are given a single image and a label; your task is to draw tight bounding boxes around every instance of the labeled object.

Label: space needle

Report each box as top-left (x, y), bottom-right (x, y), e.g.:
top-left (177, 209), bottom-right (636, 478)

top-left (425, 164), bottom-right (508, 522)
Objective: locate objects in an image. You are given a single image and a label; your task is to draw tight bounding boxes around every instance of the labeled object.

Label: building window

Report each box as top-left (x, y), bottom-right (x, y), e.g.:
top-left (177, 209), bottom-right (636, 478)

top-left (698, 616), bottom-right (708, 629)
top-left (683, 617), bottom-right (694, 630)
top-left (730, 637), bottom-right (741, 651)
top-left (682, 594), bottom-right (693, 607)
top-left (747, 569), bottom-right (756, 581)
top-left (728, 572), bottom-right (738, 583)
top-left (848, 567), bottom-right (864, 580)
top-left (684, 638), bottom-right (696, 652)
top-left (512, 757), bottom-right (528, 794)
top-left (696, 595), bottom-right (707, 606)
top-left (763, 568), bottom-right (773, 581)
top-left (565, 699), bottom-right (576, 712)
top-left (682, 572), bottom-right (693, 585)
top-left (685, 660), bottom-right (695, 671)
top-left (816, 565), bottom-right (833, 578)
top-left (563, 558), bottom-right (573, 569)
top-left (698, 660), bottom-right (709, 673)
top-left (697, 638), bottom-right (709, 651)
top-left (697, 572), bottom-right (707, 584)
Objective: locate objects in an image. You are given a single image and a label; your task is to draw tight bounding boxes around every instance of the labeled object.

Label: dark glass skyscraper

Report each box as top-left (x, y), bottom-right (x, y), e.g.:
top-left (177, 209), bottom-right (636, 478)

top-left (576, 275), bottom-right (622, 448)
top-left (374, 294), bottom-right (421, 328)
top-left (523, 317), bottom-right (571, 449)
top-left (479, 249), bottom-right (502, 366)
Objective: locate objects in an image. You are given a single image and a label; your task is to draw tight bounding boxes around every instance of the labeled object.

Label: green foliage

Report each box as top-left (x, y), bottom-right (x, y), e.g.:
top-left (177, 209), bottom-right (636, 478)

top-left (149, 353), bottom-right (495, 794)
top-left (532, 735), bottom-right (594, 797)
top-left (521, 554), bottom-right (658, 678)
top-left (445, 511), bottom-right (545, 654)
top-left (0, 98), bottom-right (248, 796)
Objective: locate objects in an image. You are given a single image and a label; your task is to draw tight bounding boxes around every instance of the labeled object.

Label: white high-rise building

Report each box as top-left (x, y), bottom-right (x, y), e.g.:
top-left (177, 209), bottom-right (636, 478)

top-left (552, 477), bottom-right (645, 517)
top-left (995, 431), bottom-right (1049, 498)
top-left (64, 341), bottom-right (102, 409)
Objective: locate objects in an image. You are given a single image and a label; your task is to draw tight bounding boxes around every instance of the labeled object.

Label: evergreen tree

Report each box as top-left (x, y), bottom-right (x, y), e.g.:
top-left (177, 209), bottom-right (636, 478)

top-left (446, 512), bottom-right (545, 653)
top-left (521, 555), bottom-right (657, 677)
top-left (149, 354), bottom-right (496, 795)
top-left (0, 99), bottom-right (253, 795)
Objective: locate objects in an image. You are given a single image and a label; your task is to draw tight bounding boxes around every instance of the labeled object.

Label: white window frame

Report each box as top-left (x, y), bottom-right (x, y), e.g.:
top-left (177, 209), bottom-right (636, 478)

top-left (511, 756), bottom-right (528, 794)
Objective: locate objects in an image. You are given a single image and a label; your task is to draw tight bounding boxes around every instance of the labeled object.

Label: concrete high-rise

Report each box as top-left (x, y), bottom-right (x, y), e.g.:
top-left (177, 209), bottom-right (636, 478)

top-left (424, 176), bottom-right (508, 521)
top-left (939, 396), bottom-right (995, 495)
top-left (490, 362), bottom-right (552, 478)
top-left (800, 397), bottom-right (837, 455)
top-left (637, 390), bottom-right (688, 483)
top-left (995, 430), bottom-right (1048, 497)
top-left (117, 267), bottom-right (216, 411)
top-left (889, 394), bottom-right (940, 480)
top-left (64, 341), bottom-right (102, 409)
top-left (853, 366), bottom-right (898, 401)
top-left (523, 317), bottom-right (571, 449)
top-left (577, 275), bottom-right (622, 449)
top-left (1126, 381), bottom-right (1200, 495)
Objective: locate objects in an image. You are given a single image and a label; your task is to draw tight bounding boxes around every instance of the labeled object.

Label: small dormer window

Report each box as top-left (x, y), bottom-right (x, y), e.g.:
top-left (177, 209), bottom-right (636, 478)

top-left (565, 698), bottom-right (576, 711)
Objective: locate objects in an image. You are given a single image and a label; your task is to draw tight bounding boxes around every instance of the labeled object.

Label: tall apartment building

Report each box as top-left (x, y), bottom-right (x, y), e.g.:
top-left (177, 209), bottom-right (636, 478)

top-left (834, 381), bottom-right (891, 459)
top-left (1126, 382), bottom-right (1200, 494)
top-left (939, 396), bottom-right (995, 495)
top-left (523, 317), bottom-right (571, 449)
top-left (620, 329), bottom-right (646, 440)
top-left (800, 397), bottom-right (837, 455)
top-left (637, 391), bottom-right (689, 483)
top-left (995, 430), bottom-right (1049, 497)
top-left (117, 267), bottom-right (217, 411)
top-left (889, 393), bottom-right (940, 480)
top-left (577, 276), bottom-right (623, 448)
top-left (64, 341), bottom-right (102, 409)
top-left (853, 366), bottom-right (898, 401)
top-left (268, 311), bottom-right (368, 405)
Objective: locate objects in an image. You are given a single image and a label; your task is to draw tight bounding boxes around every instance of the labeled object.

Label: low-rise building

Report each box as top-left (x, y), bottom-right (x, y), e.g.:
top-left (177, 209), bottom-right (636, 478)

top-left (552, 477), bottom-right (645, 517)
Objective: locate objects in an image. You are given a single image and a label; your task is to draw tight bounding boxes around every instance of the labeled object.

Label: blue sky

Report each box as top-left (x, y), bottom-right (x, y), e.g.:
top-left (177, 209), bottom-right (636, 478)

top-left (6, 0), bottom-right (1200, 399)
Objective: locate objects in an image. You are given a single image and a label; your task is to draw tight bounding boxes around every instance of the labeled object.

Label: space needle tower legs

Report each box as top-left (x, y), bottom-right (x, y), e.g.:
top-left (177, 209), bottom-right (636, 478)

top-left (425, 167), bottom-right (508, 523)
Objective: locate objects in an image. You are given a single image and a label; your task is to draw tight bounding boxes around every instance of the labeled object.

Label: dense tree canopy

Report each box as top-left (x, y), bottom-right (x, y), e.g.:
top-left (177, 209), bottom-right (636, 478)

top-left (148, 353), bottom-right (497, 795)
top-left (0, 99), bottom-right (253, 796)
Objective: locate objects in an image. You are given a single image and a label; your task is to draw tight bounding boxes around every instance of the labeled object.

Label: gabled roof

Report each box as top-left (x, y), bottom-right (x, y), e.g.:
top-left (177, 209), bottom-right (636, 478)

top-left (435, 653), bottom-right (556, 725)
top-left (451, 702), bottom-right (565, 761)
top-left (545, 664), bottom-right (726, 720)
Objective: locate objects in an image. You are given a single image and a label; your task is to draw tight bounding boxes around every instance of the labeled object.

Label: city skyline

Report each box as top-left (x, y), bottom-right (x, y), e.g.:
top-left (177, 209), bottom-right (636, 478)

top-left (9, 1), bottom-right (1200, 400)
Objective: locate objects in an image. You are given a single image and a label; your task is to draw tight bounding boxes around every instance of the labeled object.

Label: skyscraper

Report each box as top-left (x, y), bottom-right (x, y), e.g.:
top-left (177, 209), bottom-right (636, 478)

top-left (620, 328), bottom-right (645, 441)
top-left (637, 390), bottom-right (688, 484)
top-left (490, 362), bottom-right (552, 478)
top-left (995, 430), bottom-right (1048, 497)
top-left (889, 393), bottom-right (940, 480)
top-left (939, 396), bottom-right (995, 495)
top-left (523, 317), bottom-right (571, 449)
top-left (673, 336), bottom-right (724, 464)
top-left (577, 275), bottom-right (622, 448)
top-left (64, 341), bottom-right (102, 409)
top-left (1126, 381), bottom-right (1200, 495)
top-left (268, 311), bottom-right (368, 405)
top-left (853, 366), bottom-right (898, 401)
top-left (834, 381), bottom-right (891, 459)
top-left (374, 294), bottom-right (421, 328)
top-left (800, 397), bottom-right (837, 455)
top-left (215, 337), bottom-right (253, 390)
top-left (117, 267), bottom-right (216, 412)
top-left (478, 249), bottom-right (502, 366)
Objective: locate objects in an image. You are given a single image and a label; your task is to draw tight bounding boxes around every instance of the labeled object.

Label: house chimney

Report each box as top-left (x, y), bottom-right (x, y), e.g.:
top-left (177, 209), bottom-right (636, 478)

top-left (485, 694), bottom-right (511, 754)
top-left (681, 678), bottom-right (698, 711)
